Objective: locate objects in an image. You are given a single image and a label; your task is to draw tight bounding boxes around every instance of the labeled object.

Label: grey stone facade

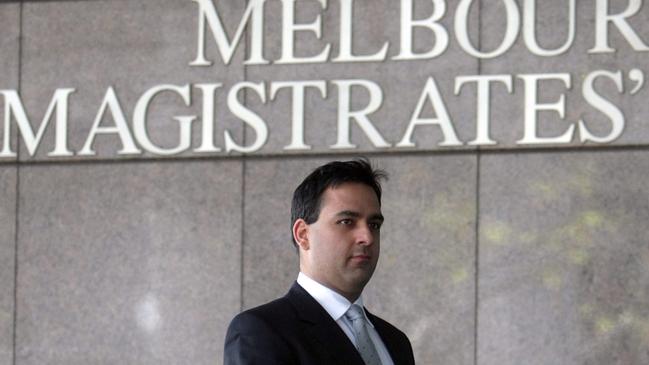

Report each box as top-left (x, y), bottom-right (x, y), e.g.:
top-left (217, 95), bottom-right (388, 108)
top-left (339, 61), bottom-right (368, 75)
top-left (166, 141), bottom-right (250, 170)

top-left (1, 1), bottom-right (648, 364)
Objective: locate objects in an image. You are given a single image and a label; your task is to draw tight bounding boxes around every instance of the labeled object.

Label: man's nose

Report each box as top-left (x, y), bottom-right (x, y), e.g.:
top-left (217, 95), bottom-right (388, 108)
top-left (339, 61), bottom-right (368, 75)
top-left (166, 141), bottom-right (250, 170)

top-left (355, 224), bottom-right (375, 245)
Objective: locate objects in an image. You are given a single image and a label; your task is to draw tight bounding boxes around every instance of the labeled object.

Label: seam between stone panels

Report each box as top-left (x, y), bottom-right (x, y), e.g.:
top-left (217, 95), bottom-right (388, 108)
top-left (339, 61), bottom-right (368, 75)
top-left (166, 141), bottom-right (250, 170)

top-left (239, 159), bottom-right (246, 311)
top-left (3, 145), bottom-right (649, 167)
top-left (474, 2), bottom-right (482, 365)
top-left (12, 3), bottom-right (23, 365)
top-left (238, 0), bottom-right (249, 313)
top-left (12, 165), bottom-right (20, 365)
top-left (15, 0), bottom-right (23, 164)
top-left (473, 135), bottom-right (480, 352)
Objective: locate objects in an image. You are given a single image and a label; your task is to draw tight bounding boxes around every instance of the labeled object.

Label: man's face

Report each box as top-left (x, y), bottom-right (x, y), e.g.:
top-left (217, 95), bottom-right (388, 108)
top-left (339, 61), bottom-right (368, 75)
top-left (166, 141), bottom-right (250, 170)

top-left (297, 182), bottom-right (383, 301)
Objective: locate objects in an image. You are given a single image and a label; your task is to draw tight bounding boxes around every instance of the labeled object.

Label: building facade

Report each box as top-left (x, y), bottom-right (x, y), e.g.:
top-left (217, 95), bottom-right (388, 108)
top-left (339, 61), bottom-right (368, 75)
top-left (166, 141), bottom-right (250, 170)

top-left (1, 1), bottom-right (648, 364)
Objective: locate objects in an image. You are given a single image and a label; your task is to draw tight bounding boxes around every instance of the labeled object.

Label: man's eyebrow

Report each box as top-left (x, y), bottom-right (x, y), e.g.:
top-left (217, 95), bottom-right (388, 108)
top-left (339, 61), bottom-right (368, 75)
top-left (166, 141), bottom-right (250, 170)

top-left (335, 210), bottom-right (384, 221)
top-left (335, 210), bottom-right (361, 218)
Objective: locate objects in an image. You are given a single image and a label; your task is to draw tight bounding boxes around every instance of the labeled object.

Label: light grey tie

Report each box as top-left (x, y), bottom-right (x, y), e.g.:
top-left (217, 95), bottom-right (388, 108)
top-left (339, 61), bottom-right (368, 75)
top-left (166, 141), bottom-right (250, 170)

top-left (344, 304), bottom-right (382, 365)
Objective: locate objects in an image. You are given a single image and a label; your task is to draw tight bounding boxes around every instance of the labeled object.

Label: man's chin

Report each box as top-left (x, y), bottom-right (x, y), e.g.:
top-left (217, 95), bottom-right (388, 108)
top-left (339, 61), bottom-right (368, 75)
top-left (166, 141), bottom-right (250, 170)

top-left (347, 268), bottom-right (375, 287)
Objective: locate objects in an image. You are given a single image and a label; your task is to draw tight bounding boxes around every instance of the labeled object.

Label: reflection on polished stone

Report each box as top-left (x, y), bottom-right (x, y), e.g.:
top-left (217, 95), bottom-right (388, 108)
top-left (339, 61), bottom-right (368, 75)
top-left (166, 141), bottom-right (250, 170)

top-left (15, 161), bottom-right (242, 364)
top-left (479, 152), bottom-right (649, 365)
top-left (364, 155), bottom-right (476, 365)
top-left (135, 293), bottom-right (161, 334)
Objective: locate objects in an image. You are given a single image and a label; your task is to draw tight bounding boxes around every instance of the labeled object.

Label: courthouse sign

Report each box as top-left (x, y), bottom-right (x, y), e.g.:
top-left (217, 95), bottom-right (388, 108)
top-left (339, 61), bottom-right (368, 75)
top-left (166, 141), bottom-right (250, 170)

top-left (1, 0), bottom-right (648, 159)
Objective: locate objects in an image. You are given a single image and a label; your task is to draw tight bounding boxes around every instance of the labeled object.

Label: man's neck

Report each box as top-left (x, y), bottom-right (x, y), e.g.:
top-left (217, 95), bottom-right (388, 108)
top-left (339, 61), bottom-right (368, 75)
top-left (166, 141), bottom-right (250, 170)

top-left (297, 272), bottom-right (363, 304)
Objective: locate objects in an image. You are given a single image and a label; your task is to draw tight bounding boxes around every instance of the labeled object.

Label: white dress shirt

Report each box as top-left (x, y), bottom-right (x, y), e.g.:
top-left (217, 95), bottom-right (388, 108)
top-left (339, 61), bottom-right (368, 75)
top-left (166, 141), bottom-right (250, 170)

top-left (297, 272), bottom-right (395, 365)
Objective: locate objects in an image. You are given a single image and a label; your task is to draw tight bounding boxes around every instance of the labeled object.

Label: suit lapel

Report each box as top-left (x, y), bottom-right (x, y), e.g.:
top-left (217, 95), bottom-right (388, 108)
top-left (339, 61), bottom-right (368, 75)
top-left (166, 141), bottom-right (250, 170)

top-left (366, 309), bottom-right (406, 365)
top-left (286, 283), bottom-right (366, 365)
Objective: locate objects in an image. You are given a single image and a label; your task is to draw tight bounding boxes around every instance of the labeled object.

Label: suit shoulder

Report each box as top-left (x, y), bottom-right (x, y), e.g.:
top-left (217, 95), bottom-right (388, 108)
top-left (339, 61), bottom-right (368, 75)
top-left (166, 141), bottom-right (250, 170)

top-left (228, 295), bottom-right (296, 332)
top-left (240, 295), bottom-right (295, 320)
top-left (224, 297), bottom-right (300, 364)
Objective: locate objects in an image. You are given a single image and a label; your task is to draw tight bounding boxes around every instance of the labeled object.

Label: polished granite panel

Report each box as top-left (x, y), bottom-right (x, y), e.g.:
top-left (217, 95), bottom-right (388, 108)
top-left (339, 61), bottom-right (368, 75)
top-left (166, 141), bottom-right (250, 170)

top-left (13, 0), bottom-right (649, 159)
top-left (242, 157), bottom-right (330, 309)
top-left (0, 2), bottom-right (20, 162)
top-left (20, 0), bottom-right (245, 160)
top-left (243, 155), bottom-right (477, 365)
top-left (481, 0), bottom-right (649, 148)
top-left (15, 161), bottom-right (242, 364)
top-left (245, 0), bottom-right (479, 154)
top-left (479, 152), bottom-right (649, 365)
top-left (0, 167), bottom-right (16, 365)
top-left (364, 155), bottom-right (476, 365)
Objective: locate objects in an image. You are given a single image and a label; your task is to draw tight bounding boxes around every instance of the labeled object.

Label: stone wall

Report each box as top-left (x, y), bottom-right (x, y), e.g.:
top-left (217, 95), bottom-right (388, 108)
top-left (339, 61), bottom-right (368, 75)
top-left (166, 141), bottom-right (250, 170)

top-left (1, 1), bottom-right (648, 364)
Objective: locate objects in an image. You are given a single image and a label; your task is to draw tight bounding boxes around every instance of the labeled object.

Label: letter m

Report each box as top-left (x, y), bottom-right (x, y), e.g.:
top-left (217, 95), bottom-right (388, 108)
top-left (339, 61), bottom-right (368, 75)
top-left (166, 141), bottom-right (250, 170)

top-left (0, 89), bottom-right (74, 158)
top-left (190, 0), bottom-right (267, 66)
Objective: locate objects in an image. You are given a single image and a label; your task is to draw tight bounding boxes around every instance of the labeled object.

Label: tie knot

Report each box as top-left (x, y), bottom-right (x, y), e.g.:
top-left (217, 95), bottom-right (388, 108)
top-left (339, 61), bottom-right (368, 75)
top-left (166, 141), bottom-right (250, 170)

top-left (345, 304), bottom-right (365, 322)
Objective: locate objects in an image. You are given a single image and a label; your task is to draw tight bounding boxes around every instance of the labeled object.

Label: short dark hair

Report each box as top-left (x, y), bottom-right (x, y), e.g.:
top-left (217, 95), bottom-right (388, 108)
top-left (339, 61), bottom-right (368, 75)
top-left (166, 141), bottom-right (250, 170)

top-left (290, 158), bottom-right (387, 247)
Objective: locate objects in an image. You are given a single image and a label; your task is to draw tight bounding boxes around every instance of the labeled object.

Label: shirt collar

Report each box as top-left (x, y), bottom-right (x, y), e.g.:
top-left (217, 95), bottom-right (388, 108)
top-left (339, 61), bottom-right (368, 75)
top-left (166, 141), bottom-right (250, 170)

top-left (297, 272), bottom-right (374, 328)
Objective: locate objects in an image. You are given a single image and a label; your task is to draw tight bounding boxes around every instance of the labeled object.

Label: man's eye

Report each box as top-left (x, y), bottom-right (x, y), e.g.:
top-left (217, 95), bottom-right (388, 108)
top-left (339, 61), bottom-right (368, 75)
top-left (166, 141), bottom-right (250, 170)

top-left (369, 223), bottom-right (382, 230)
top-left (338, 219), bottom-right (352, 225)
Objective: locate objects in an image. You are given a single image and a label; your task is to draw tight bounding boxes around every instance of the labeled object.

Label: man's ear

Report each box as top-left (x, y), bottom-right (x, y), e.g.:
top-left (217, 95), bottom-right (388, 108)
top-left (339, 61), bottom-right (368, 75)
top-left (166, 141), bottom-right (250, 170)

top-left (292, 219), bottom-right (310, 250)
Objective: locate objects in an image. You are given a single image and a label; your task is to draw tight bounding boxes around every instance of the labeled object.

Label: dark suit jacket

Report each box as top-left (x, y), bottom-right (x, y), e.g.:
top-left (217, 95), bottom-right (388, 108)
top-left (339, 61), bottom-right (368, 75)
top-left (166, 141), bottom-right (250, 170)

top-left (224, 282), bottom-right (415, 365)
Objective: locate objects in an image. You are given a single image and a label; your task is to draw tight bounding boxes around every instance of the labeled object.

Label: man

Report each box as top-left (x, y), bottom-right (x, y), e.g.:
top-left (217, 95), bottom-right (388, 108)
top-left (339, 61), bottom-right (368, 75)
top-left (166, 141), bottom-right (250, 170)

top-left (224, 159), bottom-right (415, 365)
